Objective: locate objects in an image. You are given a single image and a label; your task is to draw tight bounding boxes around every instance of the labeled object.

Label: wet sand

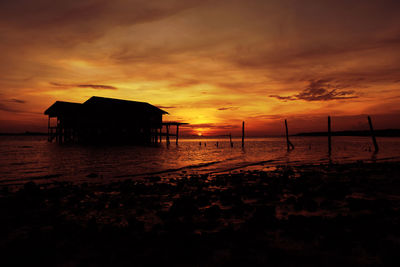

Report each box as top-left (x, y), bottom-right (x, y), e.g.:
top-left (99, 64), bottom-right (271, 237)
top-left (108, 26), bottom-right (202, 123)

top-left (1, 161), bottom-right (400, 266)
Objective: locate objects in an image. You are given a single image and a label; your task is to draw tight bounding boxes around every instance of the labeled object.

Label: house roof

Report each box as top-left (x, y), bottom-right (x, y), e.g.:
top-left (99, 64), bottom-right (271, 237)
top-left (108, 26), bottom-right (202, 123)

top-left (44, 101), bottom-right (82, 116)
top-left (84, 96), bottom-right (168, 115)
top-left (44, 96), bottom-right (168, 116)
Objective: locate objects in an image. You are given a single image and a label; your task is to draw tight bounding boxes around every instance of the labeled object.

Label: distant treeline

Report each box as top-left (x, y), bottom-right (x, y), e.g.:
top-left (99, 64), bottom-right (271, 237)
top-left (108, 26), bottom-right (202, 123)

top-left (295, 129), bottom-right (400, 137)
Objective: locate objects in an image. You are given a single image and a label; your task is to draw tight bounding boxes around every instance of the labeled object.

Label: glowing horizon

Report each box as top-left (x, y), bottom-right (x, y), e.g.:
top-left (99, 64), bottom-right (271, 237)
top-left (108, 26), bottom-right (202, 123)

top-left (1, 0), bottom-right (400, 136)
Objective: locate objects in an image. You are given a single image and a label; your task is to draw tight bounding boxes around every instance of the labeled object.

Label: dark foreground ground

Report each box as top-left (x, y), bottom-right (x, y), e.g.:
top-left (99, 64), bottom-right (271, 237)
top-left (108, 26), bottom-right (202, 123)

top-left (1, 161), bottom-right (400, 266)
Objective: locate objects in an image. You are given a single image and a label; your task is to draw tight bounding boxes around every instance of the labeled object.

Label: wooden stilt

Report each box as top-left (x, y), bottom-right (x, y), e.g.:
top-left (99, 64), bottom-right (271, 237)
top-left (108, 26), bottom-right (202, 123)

top-left (328, 116), bottom-right (332, 154)
top-left (47, 116), bottom-right (50, 142)
top-left (176, 125), bottom-right (179, 145)
top-left (285, 119), bottom-right (294, 151)
top-left (368, 116), bottom-right (379, 153)
top-left (166, 125), bottom-right (170, 145)
top-left (229, 133), bottom-right (233, 147)
top-left (242, 121), bottom-right (245, 148)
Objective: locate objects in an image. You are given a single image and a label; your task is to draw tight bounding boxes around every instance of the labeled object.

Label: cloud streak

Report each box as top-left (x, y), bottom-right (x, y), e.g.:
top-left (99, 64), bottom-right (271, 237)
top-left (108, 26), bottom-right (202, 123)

top-left (8, 99), bottom-right (26, 104)
top-left (217, 107), bottom-right (238, 111)
top-left (50, 82), bottom-right (117, 90)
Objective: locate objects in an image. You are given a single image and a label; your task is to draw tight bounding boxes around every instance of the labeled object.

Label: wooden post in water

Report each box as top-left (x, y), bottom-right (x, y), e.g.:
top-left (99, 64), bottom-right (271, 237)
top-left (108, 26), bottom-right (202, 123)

top-left (229, 133), bottom-right (233, 147)
top-left (285, 119), bottom-right (294, 151)
top-left (242, 121), bottom-right (245, 148)
top-left (47, 116), bottom-right (50, 142)
top-left (166, 125), bottom-right (170, 145)
top-left (368, 116), bottom-right (379, 153)
top-left (176, 125), bottom-right (179, 145)
top-left (328, 116), bottom-right (332, 154)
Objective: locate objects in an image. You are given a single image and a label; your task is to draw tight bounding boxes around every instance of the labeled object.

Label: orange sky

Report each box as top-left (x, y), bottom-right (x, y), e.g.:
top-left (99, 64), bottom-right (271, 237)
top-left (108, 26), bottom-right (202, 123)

top-left (1, 0), bottom-right (400, 136)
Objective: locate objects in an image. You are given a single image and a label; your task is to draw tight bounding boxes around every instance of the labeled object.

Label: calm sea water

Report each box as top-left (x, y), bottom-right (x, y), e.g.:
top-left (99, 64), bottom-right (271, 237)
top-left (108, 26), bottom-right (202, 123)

top-left (1, 135), bottom-right (400, 186)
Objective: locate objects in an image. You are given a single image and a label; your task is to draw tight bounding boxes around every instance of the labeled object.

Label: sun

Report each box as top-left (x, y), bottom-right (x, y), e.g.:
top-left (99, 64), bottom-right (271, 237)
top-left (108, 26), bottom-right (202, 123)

top-left (197, 132), bottom-right (202, 136)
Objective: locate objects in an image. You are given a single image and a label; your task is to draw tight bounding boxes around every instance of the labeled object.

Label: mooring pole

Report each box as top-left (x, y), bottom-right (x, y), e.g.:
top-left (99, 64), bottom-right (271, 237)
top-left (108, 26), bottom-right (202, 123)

top-left (328, 116), bottom-right (332, 154)
top-left (285, 119), bottom-right (290, 150)
top-left (166, 125), bottom-right (170, 145)
top-left (368, 116), bottom-right (379, 153)
top-left (285, 119), bottom-right (294, 151)
top-left (176, 125), bottom-right (179, 145)
top-left (242, 121), bottom-right (245, 148)
top-left (47, 116), bottom-right (50, 142)
top-left (229, 133), bottom-right (233, 147)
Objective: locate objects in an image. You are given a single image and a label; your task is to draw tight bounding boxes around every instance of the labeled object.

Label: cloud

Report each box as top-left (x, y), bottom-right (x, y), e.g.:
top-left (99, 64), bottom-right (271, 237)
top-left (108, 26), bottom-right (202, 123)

top-left (8, 99), bottom-right (26, 104)
top-left (0, 98), bottom-right (28, 113)
top-left (270, 79), bottom-right (358, 102)
top-left (77, 84), bottom-right (117, 90)
top-left (0, 0), bottom-right (205, 41)
top-left (0, 103), bottom-right (19, 113)
top-left (50, 82), bottom-right (117, 90)
top-left (217, 107), bottom-right (238, 111)
top-left (0, 103), bottom-right (26, 113)
top-left (187, 123), bottom-right (240, 130)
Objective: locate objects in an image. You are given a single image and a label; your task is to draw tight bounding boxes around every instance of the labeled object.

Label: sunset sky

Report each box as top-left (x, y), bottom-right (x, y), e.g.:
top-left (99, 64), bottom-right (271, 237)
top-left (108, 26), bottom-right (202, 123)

top-left (1, 0), bottom-right (400, 136)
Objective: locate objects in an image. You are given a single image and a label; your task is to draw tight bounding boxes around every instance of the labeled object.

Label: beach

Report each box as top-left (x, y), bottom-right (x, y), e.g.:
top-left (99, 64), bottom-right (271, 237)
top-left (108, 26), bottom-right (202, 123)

top-left (1, 161), bottom-right (400, 266)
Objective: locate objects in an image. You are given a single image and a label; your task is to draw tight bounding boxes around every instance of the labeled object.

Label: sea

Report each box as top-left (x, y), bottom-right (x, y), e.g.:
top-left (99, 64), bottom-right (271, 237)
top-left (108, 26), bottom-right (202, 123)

top-left (1, 135), bottom-right (400, 187)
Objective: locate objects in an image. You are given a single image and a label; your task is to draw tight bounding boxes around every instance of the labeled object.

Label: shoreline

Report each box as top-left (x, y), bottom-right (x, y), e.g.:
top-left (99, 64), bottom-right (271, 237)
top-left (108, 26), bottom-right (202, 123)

top-left (2, 161), bottom-right (400, 266)
top-left (3, 156), bottom-right (400, 190)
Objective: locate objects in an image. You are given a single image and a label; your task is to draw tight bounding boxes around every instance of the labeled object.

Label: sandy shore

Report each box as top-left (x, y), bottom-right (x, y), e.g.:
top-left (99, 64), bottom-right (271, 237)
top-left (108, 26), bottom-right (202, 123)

top-left (1, 161), bottom-right (400, 266)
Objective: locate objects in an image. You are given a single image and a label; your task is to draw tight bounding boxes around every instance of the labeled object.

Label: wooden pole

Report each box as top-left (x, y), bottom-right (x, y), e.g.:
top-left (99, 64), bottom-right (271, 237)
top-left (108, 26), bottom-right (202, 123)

top-left (176, 125), bottom-right (179, 145)
top-left (328, 116), bottom-right (332, 154)
top-left (368, 116), bottom-right (379, 153)
top-left (242, 121), bottom-right (245, 148)
top-left (166, 125), bottom-right (170, 145)
top-left (47, 116), bottom-right (50, 142)
top-left (55, 118), bottom-right (58, 143)
top-left (229, 133), bottom-right (233, 147)
top-left (285, 119), bottom-right (294, 151)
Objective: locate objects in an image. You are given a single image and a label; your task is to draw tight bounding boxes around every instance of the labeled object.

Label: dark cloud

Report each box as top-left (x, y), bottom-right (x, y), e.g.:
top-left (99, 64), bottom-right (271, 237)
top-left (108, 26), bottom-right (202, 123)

top-left (77, 84), bottom-right (117, 90)
top-left (0, 0), bottom-right (205, 40)
top-left (0, 103), bottom-right (23, 113)
top-left (0, 98), bottom-right (28, 113)
top-left (270, 79), bottom-right (358, 102)
top-left (8, 99), bottom-right (26, 104)
top-left (50, 82), bottom-right (117, 90)
top-left (217, 107), bottom-right (238, 111)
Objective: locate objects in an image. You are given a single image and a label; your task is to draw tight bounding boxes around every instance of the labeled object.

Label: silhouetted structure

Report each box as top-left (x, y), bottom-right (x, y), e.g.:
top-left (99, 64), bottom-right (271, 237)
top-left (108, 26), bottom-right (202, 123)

top-left (368, 115), bottom-right (379, 153)
top-left (44, 96), bottom-right (186, 144)
top-left (328, 116), bottom-right (332, 155)
top-left (284, 119), bottom-right (295, 151)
